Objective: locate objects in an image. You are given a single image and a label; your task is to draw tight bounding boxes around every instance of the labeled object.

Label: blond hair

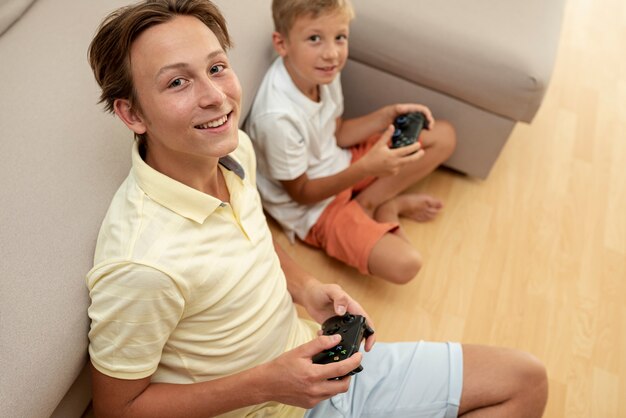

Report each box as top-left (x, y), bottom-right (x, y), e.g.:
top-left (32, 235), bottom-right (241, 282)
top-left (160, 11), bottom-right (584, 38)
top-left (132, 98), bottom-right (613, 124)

top-left (272, 0), bottom-right (354, 35)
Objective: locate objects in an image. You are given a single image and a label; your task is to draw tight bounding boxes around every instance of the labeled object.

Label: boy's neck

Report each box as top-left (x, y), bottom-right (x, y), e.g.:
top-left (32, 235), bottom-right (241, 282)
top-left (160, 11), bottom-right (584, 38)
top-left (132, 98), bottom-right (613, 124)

top-left (144, 146), bottom-right (229, 201)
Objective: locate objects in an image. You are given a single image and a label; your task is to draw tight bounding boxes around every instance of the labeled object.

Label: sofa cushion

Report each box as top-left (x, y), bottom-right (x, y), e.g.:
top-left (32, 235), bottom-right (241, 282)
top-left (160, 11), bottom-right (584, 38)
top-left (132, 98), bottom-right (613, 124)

top-left (349, 0), bottom-right (565, 122)
top-left (0, 0), bottom-right (132, 416)
top-left (0, 0), bottom-right (36, 34)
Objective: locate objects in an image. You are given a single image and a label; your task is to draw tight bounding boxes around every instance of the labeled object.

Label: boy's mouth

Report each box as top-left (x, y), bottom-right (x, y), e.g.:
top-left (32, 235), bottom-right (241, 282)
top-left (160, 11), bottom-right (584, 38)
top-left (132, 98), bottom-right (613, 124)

top-left (317, 65), bottom-right (337, 72)
top-left (194, 112), bottom-right (230, 129)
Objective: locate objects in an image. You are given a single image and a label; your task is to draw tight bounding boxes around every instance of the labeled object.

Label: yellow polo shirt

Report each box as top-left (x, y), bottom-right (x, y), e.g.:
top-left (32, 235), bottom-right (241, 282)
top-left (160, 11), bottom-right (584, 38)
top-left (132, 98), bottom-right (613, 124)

top-left (87, 131), bottom-right (318, 418)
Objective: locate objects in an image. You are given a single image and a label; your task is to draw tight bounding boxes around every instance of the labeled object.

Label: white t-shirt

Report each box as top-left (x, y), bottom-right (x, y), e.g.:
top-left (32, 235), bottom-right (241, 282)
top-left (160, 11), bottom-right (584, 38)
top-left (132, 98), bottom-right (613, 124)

top-left (245, 57), bottom-right (351, 242)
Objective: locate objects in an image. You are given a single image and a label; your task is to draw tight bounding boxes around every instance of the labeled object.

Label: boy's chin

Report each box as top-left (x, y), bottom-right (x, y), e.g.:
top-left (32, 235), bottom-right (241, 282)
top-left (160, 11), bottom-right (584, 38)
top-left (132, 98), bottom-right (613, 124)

top-left (216, 135), bottom-right (239, 156)
top-left (316, 74), bottom-right (339, 85)
top-left (314, 68), bottom-right (342, 83)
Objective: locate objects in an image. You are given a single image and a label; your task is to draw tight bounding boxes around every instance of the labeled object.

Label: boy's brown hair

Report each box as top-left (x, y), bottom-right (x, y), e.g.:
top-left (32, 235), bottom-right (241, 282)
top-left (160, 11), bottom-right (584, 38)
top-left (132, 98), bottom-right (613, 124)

top-left (272, 0), bottom-right (354, 35)
top-left (88, 0), bottom-right (231, 116)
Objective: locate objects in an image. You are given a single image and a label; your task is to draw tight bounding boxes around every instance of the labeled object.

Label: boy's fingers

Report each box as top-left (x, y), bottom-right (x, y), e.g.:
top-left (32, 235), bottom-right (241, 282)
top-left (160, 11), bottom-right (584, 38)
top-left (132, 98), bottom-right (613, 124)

top-left (335, 352), bottom-right (362, 376)
top-left (304, 334), bottom-right (341, 357)
top-left (395, 149), bottom-right (425, 165)
top-left (378, 125), bottom-right (395, 144)
top-left (407, 149), bottom-right (425, 161)
top-left (320, 352), bottom-right (363, 380)
top-left (425, 111), bottom-right (436, 128)
top-left (393, 141), bottom-right (422, 157)
top-left (318, 284), bottom-right (349, 316)
top-left (363, 334), bottom-right (376, 352)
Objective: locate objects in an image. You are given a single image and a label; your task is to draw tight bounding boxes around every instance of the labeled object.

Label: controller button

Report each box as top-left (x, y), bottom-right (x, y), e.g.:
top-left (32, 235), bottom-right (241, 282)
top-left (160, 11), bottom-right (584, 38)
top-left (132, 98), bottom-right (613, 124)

top-left (395, 115), bottom-right (408, 126)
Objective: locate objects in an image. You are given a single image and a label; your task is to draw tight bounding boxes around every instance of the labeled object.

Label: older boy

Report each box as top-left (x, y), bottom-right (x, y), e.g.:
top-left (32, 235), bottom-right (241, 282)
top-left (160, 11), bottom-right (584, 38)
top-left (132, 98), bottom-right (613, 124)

top-left (86, 1), bottom-right (547, 417)
top-left (245, 0), bottom-right (457, 284)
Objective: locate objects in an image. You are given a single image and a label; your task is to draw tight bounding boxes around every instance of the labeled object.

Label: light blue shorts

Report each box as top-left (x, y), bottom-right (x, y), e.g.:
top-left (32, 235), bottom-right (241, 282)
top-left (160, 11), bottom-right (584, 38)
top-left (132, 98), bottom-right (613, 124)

top-left (305, 341), bottom-right (463, 418)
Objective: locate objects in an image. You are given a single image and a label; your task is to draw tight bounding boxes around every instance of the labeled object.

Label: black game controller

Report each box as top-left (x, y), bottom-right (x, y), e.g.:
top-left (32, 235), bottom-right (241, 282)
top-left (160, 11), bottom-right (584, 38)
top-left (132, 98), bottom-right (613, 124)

top-left (390, 111), bottom-right (429, 149)
top-left (312, 313), bottom-right (374, 379)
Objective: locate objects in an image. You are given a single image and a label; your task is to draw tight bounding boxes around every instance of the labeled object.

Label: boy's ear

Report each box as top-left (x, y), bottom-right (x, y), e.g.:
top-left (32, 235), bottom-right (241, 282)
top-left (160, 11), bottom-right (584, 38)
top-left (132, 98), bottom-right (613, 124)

top-left (272, 31), bottom-right (289, 57)
top-left (113, 98), bottom-right (147, 136)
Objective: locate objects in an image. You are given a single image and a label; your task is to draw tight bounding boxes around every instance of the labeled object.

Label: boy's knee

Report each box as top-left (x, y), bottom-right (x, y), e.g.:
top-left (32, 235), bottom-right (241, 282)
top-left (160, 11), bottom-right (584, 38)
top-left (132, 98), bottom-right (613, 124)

top-left (368, 236), bottom-right (422, 284)
top-left (434, 120), bottom-right (457, 159)
top-left (385, 250), bottom-right (422, 284)
top-left (511, 350), bottom-right (549, 410)
top-left (521, 352), bottom-right (549, 393)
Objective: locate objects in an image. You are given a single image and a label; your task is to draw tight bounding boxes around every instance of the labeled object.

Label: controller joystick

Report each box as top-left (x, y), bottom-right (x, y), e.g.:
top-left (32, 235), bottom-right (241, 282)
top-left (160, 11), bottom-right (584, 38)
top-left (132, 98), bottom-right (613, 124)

top-left (390, 111), bottom-right (429, 149)
top-left (312, 313), bottom-right (374, 379)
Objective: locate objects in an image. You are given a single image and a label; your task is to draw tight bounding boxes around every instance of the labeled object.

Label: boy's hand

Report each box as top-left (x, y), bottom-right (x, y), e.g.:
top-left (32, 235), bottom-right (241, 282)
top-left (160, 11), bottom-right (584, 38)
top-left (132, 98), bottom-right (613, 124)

top-left (261, 335), bottom-right (362, 409)
top-left (386, 103), bottom-right (435, 130)
top-left (358, 125), bottom-right (425, 178)
top-left (301, 281), bottom-right (376, 351)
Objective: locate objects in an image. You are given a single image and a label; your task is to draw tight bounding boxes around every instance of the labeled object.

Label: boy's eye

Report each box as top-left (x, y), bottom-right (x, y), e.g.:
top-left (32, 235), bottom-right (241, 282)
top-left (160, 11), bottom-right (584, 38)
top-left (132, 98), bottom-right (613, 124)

top-left (308, 35), bottom-right (321, 42)
top-left (336, 34), bottom-right (348, 41)
top-left (168, 78), bottom-right (186, 88)
top-left (210, 64), bottom-right (225, 75)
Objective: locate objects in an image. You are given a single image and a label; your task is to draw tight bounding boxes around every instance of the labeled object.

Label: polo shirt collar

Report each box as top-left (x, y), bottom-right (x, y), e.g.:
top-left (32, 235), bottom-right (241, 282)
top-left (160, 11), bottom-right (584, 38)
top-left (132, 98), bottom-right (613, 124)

top-left (131, 143), bottom-right (245, 224)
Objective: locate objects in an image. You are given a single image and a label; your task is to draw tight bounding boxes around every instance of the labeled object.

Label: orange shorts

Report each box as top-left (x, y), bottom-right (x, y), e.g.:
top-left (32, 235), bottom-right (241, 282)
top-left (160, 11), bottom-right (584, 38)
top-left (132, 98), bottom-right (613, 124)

top-left (304, 135), bottom-right (399, 275)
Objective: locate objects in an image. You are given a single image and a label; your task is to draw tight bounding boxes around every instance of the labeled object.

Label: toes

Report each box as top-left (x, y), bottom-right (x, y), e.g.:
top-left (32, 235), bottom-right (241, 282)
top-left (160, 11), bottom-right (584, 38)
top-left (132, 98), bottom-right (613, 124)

top-left (426, 197), bottom-right (443, 209)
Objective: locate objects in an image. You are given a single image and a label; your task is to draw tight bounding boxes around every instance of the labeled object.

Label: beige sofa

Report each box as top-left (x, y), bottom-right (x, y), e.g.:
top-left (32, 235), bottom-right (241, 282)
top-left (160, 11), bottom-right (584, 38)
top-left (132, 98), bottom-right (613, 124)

top-left (0, 0), bottom-right (564, 416)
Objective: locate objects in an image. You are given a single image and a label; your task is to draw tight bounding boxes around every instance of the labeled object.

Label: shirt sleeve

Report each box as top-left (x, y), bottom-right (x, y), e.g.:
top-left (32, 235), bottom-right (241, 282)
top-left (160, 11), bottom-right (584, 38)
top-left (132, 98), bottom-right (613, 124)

top-left (87, 263), bottom-right (185, 380)
top-left (249, 113), bottom-right (308, 181)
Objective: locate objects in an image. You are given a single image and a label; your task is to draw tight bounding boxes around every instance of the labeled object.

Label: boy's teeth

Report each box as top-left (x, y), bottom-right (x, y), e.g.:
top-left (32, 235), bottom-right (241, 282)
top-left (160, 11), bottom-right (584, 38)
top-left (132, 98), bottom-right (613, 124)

top-left (197, 115), bottom-right (228, 129)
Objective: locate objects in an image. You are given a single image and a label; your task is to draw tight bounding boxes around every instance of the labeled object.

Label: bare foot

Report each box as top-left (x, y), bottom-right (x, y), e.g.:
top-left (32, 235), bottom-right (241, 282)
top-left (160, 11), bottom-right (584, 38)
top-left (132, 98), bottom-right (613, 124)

top-left (396, 194), bottom-right (443, 222)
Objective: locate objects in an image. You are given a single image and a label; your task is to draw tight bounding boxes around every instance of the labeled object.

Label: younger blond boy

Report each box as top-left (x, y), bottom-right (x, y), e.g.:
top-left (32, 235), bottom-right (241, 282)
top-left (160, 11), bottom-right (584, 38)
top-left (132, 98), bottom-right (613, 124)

top-left (246, 0), bottom-right (457, 284)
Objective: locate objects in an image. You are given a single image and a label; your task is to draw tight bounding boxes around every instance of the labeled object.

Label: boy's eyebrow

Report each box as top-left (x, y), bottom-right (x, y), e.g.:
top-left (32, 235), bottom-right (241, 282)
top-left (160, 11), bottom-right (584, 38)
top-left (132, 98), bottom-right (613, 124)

top-left (155, 49), bottom-right (226, 78)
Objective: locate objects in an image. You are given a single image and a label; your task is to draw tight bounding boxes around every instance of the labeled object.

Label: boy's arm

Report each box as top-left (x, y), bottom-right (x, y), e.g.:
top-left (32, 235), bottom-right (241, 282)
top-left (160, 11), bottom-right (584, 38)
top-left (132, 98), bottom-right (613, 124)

top-left (334, 109), bottom-right (389, 148)
top-left (280, 157), bottom-right (369, 205)
top-left (281, 125), bottom-right (423, 205)
top-left (274, 238), bottom-right (332, 313)
top-left (274, 240), bottom-right (376, 351)
top-left (91, 337), bottom-right (362, 418)
top-left (91, 364), bottom-right (268, 418)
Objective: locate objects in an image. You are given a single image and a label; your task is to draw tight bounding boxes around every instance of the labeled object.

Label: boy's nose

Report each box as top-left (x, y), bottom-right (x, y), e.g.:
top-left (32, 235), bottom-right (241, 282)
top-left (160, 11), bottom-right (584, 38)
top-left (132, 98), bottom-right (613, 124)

top-left (321, 44), bottom-right (340, 60)
top-left (197, 77), bottom-right (226, 108)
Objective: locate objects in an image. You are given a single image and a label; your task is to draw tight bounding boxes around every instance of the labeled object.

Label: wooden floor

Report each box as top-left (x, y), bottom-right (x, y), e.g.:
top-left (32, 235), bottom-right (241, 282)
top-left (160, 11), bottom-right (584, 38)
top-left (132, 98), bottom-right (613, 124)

top-left (273, 0), bottom-right (626, 416)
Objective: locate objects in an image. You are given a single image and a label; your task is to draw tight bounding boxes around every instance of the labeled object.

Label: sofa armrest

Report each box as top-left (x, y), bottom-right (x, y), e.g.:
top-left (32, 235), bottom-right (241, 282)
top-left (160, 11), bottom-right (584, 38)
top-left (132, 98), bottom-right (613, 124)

top-left (349, 0), bottom-right (566, 123)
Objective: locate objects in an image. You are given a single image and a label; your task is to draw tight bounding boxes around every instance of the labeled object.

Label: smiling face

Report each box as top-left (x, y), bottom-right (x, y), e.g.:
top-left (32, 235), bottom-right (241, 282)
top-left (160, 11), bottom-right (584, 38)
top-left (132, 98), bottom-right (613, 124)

top-left (273, 10), bottom-right (351, 101)
top-left (114, 15), bottom-right (241, 174)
